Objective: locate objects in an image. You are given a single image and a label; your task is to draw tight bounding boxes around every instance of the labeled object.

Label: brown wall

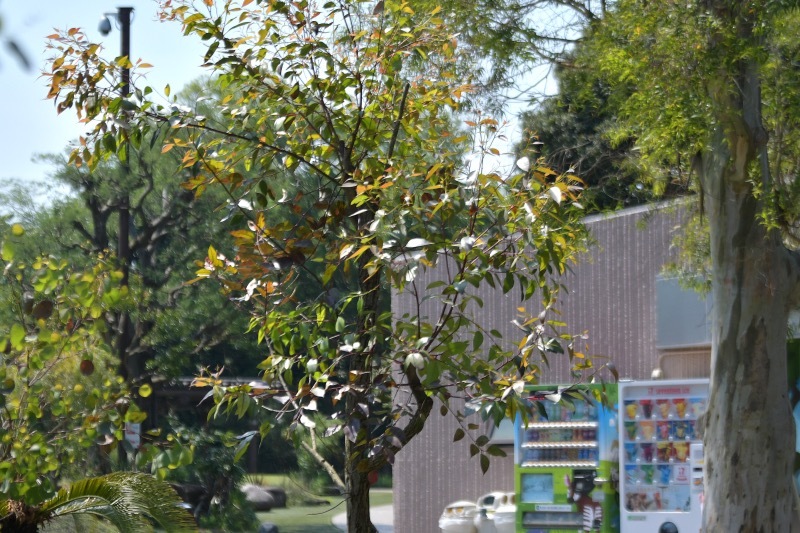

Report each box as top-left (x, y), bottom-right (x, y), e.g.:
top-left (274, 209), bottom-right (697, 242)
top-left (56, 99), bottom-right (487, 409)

top-left (391, 202), bottom-right (707, 532)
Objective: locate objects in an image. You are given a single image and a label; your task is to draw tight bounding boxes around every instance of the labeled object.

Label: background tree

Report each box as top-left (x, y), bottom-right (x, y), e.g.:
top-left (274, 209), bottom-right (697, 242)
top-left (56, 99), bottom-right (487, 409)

top-left (0, 223), bottom-right (131, 500)
top-left (46, 1), bottom-right (593, 531)
top-left (0, 76), bottom-right (268, 383)
top-left (0, 224), bottom-right (193, 529)
top-left (411, 0), bottom-right (607, 109)
top-left (36, 125), bottom-right (257, 382)
top-left (515, 54), bottom-right (651, 211)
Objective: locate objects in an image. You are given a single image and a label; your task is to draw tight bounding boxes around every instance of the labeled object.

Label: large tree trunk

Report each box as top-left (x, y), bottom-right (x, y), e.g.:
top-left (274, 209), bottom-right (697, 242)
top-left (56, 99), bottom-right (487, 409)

top-left (702, 155), bottom-right (798, 530)
top-left (700, 48), bottom-right (800, 530)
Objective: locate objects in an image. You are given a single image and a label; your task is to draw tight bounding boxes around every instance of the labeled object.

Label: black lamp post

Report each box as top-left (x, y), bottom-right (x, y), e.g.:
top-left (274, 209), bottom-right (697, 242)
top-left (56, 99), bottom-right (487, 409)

top-left (99, 7), bottom-right (134, 97)
top-left (99, 8), bottom-right (143, 463)
top-left (99, 7), bottom-right (134, 379)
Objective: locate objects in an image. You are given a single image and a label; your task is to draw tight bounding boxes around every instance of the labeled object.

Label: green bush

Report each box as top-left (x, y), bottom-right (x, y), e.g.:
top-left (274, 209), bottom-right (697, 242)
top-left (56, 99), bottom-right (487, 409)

top-left (163, 422), bottom-right (259, 532)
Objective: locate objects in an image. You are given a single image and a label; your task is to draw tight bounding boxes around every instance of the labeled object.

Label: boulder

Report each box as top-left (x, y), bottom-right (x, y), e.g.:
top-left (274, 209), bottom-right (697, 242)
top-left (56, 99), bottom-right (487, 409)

top-left (261, 487), bottom-right (286, 509)
top-left (257, 523), bottom-right (279, 533)
top-left (241, 483), bottom-right (276, 512)
top-left (262, 486), bottom-right (287, 508)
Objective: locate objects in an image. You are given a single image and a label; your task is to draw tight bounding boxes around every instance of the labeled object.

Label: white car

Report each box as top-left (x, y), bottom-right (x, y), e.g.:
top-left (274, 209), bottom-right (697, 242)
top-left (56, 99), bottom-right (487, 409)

top-left (474, 492), bottom-right (516, 533)
top-left (439, 500), bottom-right (478, 533)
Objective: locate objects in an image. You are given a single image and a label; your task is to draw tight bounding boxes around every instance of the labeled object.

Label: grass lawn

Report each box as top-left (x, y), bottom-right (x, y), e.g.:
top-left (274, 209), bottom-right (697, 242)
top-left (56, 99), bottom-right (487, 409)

top-left (255, 490), bottom-right (392, 533)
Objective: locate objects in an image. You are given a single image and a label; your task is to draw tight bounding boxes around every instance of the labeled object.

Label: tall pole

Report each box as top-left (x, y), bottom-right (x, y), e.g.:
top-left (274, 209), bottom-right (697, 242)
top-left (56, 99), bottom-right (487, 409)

top-left (113, 7), bottom-right (139, 466)
top-left (117, 7), bottom-right (133, 380)
top-left (119, 7), bottom-right (132, 99)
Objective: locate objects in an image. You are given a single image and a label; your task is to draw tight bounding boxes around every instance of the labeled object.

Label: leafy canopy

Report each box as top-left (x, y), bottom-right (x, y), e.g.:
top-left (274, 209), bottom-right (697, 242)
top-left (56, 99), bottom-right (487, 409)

top-left (45, 0), bottom-right (594, 485)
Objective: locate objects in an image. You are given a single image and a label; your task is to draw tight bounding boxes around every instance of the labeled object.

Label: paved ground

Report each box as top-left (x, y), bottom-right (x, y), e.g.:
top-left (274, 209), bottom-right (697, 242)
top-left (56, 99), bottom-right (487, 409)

top-left (331, 504), bottom-right (393, 533)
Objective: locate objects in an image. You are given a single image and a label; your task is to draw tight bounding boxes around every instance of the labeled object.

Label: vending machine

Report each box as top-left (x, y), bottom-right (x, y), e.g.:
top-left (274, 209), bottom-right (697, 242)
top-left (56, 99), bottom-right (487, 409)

top-left (618, 379), bottom-right (708, 532)
top-left (514, 385), bottom-right (620, 533)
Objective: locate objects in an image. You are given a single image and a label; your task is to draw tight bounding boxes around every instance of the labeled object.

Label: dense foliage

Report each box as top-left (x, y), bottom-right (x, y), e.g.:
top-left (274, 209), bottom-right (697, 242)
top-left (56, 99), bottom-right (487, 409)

top-left (0, 224), bottom-right (130, 500)
top-left (45, 0), bottom-right (593, 529)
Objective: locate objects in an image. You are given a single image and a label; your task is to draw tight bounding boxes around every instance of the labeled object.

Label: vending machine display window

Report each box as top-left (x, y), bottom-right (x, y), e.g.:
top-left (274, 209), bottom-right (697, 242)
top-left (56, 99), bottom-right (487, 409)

top-left (619, 379), bottom-right (709, 533)
top-left (514, 385), bottom-right (619, 533)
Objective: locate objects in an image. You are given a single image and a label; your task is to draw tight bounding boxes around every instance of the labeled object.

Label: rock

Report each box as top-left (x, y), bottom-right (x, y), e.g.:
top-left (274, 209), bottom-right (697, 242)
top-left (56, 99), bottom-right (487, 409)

top-left (262, 486), bottom-right (287, 508)
top-left (257, 523), bottom-right (279, 533)
top-left (241, 483), bottom-right (276, 512)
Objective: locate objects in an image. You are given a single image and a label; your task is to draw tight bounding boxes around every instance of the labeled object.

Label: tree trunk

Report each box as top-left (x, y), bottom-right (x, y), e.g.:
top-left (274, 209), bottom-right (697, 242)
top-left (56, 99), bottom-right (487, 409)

top-left (700, 54), bottom-right (800, 529)
top-left (703, 167), bottom-right (797, 530)
top-left (0, 501), bottom-right (42, 532)
top-left (344, 442), bottom-right (378, 533)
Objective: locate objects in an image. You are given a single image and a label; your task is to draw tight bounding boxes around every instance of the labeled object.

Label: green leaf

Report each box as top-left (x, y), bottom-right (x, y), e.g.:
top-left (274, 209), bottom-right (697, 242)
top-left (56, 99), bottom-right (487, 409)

top-left (502, 272), bottom-right (514, 294)
top-left (40, 472), bottom-right (196, 531)
top-left (9, 323), bottom-right (25, 349)
top-left (1, 240), bottom-right (15, 262)
top-left (473, 331), bottom-right (484, 350)
top-left (453, 428), bottom-right (465, 442)
top-left (486, 445), bottom-right (507, 458)
top-left (479, 453), bottom-right (490, 474)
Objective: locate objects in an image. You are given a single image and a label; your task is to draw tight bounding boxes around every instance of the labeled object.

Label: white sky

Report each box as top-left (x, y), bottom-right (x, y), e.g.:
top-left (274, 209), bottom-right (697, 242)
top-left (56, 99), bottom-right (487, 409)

top-left (0, 1), bottom-right (206, 200)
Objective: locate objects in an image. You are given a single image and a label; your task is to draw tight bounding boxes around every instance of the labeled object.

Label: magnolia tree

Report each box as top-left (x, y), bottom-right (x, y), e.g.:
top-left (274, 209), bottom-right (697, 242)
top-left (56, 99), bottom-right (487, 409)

top-left (46, 1), bottom-right (594, 530)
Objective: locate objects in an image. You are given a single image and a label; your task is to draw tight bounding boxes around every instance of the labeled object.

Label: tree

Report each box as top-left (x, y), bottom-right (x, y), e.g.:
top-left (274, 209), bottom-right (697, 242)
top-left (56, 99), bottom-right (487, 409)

top-left (34, 123), bottom-right (258, 382)
top-left (515, 54), bottom-right (654, 211)
top-left (0, 224), bottom-right (196, 509)
top-left (410, 0), bottom-right (608, 109)
top-left (0, 223), bottom-right (131, 499)
top-left (581, 2), bottom-right (800, 529)
top-left (0, 76), bottom-right (271, 383)
top-left (45, 1), bottom-right (590, 531)
top-left (426, 0), bottom-right (800, 528)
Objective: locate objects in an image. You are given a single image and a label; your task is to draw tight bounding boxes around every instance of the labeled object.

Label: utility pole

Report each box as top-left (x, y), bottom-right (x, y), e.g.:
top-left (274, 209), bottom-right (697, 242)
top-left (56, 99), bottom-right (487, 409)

top-left (100, 7), bottom-right (134, 380)
top-left (100, 7), bottom-right (139, 465)
top-left (117, 7), bottom-right (132, 381)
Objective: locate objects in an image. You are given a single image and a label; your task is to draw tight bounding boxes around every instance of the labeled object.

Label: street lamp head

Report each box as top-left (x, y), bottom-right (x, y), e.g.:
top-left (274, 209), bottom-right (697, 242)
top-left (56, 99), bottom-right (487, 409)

top-left (98, 16), bottom-right (112, 36)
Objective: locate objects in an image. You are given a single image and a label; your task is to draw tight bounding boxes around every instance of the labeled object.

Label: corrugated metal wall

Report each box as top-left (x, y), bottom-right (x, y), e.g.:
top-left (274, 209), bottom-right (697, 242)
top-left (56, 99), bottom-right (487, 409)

top-left (391, 202), bottom-right (706, 532)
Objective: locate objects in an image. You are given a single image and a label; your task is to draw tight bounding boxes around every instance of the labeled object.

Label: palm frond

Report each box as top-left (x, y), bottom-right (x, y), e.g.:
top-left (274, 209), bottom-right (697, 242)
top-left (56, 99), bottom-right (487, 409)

top-left (40, 473), bottom-right (195, 532)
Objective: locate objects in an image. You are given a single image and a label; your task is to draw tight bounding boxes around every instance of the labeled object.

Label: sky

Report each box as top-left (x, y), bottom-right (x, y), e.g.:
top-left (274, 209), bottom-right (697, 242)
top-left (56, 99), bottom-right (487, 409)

top-left (0, 1), bottom-right (206, 202)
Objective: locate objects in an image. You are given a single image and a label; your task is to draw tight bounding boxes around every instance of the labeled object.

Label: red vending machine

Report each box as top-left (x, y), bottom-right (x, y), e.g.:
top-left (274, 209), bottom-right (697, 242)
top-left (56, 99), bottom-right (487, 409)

top-left (618, 379), bottom-right (708, 532)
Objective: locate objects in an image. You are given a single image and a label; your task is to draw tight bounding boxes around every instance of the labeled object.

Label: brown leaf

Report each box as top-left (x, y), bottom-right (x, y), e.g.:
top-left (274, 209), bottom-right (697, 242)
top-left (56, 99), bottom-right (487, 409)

top-left (32, 300), bottom-right (54, 320)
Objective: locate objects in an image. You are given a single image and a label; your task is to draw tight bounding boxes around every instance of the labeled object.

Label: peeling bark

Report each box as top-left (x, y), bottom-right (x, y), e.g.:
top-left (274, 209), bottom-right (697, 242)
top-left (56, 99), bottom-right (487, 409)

top-left (702, 158), bottom-right (798, 530)
top-left (700, 42), bottom-right (800, 530)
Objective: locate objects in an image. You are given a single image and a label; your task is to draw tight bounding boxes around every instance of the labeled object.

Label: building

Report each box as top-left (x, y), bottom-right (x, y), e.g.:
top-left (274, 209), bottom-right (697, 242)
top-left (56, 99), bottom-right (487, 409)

top-left (391, 201), bottom-right (715, 532)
